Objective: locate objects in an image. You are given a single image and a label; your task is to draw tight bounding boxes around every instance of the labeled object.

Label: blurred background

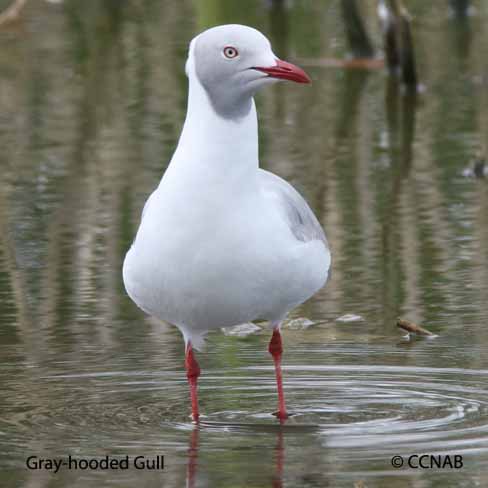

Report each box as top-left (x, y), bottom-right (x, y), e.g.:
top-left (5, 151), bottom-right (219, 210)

top-left (0, 0), bottom-right (487, 487)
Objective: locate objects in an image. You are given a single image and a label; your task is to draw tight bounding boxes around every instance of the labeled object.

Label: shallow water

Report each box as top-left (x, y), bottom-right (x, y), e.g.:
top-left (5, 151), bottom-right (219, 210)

top-left (1, 1), bottom-right (488, 487)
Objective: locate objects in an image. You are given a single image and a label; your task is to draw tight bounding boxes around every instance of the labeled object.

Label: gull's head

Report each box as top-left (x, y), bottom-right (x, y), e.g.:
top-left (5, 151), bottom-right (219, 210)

top-left (186, 24), bottom-right (311, 118)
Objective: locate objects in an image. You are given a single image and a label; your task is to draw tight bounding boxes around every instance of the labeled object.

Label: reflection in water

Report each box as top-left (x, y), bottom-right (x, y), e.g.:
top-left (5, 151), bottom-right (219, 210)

top-left (1, 1), bottom-right (488, 487)
top-left (187, 426), bottom-right (285, 488)
top-left (272, 430), bottom-right (284, 488)
top-left (187, 428), bottom-right (199, 488)
top-left (383, 78), bottom-right (418, 324)
top-left (268, 0), bottom-right (289, 60)
top-left (187, 428), bottom-right (283, 488)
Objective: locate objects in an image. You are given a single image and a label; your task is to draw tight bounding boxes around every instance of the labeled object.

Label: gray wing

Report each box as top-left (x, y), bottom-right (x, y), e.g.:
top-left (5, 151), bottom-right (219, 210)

top-left (259, 169), bottom-right (328, 246)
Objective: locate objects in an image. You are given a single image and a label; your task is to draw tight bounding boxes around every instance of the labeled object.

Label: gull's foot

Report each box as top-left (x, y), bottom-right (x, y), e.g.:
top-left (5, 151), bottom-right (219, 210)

top-left (272, 411), bottom-right (292, 421)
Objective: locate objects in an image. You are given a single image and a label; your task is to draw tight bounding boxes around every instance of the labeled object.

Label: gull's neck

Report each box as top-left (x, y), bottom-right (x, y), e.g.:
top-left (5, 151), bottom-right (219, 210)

top-left (165, 73), bottom-right (259, 194)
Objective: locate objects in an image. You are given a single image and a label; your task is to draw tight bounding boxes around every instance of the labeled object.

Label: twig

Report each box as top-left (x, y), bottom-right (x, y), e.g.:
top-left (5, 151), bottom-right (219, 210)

top-left (0, 0), bottom-right (27, 26)
top-left (397, 318), bottom-right (435, 336)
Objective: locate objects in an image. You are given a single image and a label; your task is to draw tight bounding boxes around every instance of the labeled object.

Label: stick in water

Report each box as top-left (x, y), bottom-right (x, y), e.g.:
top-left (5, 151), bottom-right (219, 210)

top-left (397, 318), bottom-right (435, 336)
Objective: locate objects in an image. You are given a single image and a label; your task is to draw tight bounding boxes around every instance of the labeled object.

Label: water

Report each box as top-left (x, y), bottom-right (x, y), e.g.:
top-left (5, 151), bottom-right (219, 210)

top-left (1, 1), bottom-right (488, 486)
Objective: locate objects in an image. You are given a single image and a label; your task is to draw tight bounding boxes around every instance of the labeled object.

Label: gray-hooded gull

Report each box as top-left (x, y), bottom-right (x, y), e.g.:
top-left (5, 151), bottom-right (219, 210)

top-left (123, 24), bottom-right (331, 422)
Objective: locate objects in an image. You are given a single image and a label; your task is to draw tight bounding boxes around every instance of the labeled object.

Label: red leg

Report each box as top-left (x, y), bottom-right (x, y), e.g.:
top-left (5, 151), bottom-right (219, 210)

top-left (268, 328), bottom-right (288, 422)
top-left (185, 343), bottom-right (201, 422)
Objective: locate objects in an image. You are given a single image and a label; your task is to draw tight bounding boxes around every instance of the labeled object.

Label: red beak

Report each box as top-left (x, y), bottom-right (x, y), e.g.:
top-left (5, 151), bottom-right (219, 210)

top-left (253, 59), bottom-right (311, 84)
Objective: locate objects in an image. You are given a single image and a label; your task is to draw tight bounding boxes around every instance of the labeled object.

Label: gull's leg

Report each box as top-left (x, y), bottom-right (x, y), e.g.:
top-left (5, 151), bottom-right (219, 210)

top-left (185, 342), bottom-right (201, 422)
top-left (268, 323), bottom-right (288, 422)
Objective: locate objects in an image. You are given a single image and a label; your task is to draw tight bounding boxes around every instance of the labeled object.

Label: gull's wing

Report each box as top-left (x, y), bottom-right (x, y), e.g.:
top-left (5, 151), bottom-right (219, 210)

top-left (259, 169), bottom-right (328, 246)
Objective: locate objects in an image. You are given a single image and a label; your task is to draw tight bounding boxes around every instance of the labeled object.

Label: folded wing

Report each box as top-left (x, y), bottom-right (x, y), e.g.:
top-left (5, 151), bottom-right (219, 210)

top-left (259, 169), bottom-right (328, 246)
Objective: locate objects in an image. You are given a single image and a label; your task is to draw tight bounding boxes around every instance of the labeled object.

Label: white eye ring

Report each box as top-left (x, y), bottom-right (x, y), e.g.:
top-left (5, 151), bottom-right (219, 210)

top-left (223, 46), bottom-right (239, 59)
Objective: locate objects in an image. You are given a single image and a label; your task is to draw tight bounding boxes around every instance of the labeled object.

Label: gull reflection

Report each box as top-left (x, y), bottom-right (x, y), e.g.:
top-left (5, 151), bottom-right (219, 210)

top-left (272, 430), bottom-right (284, 488)
top-left (186, 427), bottom-right (199, 488)
top-left (185, 426), bottom-right (285, 488)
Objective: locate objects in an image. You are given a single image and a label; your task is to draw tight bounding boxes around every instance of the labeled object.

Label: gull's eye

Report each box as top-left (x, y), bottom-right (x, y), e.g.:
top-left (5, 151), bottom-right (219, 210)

top-left (223, 46), bottom-right (239, 59)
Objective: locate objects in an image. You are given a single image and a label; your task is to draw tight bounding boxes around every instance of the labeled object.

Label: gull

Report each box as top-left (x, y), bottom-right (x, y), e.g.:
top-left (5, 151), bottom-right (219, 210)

top-left (123, 24), bottom-right (331, 422)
